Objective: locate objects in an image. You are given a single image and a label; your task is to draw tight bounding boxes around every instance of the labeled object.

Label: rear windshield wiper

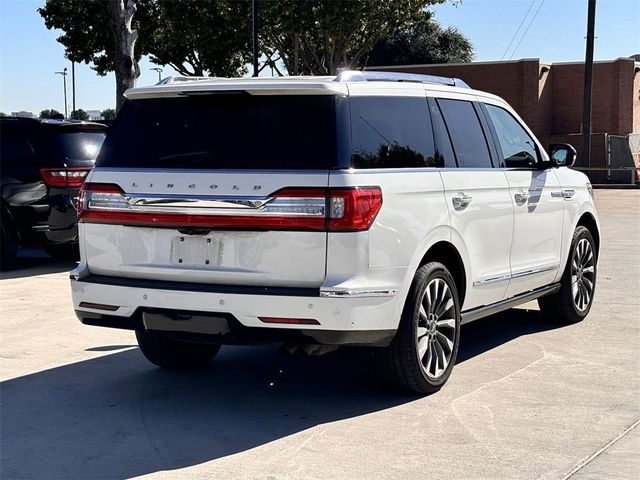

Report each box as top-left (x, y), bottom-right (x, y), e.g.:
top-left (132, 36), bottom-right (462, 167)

top-left (157, 151), bottom-right (213, 165)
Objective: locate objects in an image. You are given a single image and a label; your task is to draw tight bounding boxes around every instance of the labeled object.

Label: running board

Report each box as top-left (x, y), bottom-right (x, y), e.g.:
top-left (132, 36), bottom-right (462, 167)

top-left (461, 283), bottom-right (561, 325)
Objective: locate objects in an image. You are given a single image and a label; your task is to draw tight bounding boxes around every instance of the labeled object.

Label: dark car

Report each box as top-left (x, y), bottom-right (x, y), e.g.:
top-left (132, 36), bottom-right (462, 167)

top-left (0, 117), bottom-right (107, 267)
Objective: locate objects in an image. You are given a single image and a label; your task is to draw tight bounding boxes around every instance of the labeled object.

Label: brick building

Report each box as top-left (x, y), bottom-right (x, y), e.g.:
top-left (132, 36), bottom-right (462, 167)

top-left (372, 58), bottom-right (640, 183)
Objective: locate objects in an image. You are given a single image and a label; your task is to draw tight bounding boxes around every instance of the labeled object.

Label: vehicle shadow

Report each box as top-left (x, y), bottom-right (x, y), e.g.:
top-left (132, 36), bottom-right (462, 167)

top-left (0, 248), bottom-right (76, 280)
top-left (1, 307), bottom-right (564, 479)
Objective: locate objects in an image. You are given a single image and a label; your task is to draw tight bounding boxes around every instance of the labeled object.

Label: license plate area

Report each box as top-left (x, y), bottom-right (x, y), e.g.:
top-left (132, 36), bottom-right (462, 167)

top-left (170, 235), bottom-right (221, 266)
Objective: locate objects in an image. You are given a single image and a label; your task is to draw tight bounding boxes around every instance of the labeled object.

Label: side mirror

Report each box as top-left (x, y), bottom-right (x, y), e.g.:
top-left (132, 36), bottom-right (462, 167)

top-left (549, 143), bottom-right (576, 167)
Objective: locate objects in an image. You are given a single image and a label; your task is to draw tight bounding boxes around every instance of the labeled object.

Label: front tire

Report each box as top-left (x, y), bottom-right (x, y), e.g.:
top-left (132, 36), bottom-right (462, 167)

top-left (136, 329), bottom-right (220, 369)
top-left (538, 226), bottom-right (597, 323)
top-left (381, 262), bottom-right (461, 394)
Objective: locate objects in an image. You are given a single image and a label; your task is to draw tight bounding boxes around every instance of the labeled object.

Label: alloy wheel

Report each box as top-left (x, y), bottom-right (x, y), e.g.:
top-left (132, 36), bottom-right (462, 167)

top-left (417, 278), bottom-right (457, 379)
top-left (571, 238), bottom-right (595, 312)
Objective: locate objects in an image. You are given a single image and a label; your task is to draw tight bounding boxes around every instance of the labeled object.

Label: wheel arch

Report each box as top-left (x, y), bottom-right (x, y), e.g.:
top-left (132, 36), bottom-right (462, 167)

top-left (418, 241), bottom-right (467, 307)
top-left (576, 212), bottom-right (600, 256)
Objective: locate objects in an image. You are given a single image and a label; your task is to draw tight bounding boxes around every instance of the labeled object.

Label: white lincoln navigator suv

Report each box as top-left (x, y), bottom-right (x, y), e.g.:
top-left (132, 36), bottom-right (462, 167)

top-left (71, 71), bottom-right (600, 394)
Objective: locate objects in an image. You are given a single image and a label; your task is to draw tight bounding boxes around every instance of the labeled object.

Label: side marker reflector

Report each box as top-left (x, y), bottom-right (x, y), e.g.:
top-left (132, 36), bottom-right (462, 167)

top-left (79, 302), bottom-right (120, 311)
top-left (259, 317), bottom-right (320, 325)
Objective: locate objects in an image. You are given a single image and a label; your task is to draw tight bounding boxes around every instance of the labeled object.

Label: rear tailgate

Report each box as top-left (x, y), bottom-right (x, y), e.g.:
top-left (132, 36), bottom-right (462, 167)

top-left (81, 169), bottom-right (329, 287)
top-left (79, 93), bottom-right (341, 288)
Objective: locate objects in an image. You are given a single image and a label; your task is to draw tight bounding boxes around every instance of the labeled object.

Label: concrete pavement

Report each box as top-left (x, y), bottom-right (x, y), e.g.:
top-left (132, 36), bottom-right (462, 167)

top-left (1, 189), bottom-right (638, 479)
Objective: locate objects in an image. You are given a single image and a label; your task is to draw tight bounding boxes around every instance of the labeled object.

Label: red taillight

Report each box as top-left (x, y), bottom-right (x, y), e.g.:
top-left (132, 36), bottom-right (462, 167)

top-left (271, 187), bottom-right (382, 232)
top-left (78, 184), bottom-right (382, 232)
top-left (327, 187), bottom-right (383, 231)
top-left (40, 168), bottom-right (90, 188)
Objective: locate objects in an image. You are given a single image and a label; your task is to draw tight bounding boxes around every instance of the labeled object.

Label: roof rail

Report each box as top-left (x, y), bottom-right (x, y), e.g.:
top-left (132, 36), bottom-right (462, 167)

top-left (156, 76), bottom-right (219, 85)
top-left (334, 70), bottom-right (470, 88)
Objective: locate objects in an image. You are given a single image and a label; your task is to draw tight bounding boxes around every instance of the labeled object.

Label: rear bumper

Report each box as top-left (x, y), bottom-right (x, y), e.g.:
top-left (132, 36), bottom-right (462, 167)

top-left (10, 189), bottom-right (79, 246)
top-left (70, 274), bottom-right (403, 346)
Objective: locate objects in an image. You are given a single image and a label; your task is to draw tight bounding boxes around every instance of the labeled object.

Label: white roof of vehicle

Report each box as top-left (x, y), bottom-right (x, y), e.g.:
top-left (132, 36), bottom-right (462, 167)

top-left (124, 70), bottom-right (501, 101)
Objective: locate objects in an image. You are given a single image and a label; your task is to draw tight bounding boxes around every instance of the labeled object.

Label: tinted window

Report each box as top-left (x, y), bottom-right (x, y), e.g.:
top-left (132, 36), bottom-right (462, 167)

top-left (97, 95), bottom-right (337, 169)
top-left (437, 99), bottom-right (492, 168)
top-left (350, 96), bottom-right (436, 168)
top-left (428, 98), bottom-right (456, 168)
top-left (0, 131), bottom-right (37, 166)
top-left (485, 104), bottom-right (538, 168)
top-left (50, 132), bottom-right (106, 165)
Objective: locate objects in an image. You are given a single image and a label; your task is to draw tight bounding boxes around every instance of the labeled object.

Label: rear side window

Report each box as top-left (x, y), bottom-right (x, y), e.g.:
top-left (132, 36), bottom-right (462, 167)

top-left (0, 130), bottom-right (37, 166)
top-left (484, 104), bottom-right (538, 168)
top-left (97, 95), bottom-right (338, 169)
top-left (427, 98), bottom-right (456, 168)
top-left (437, 99), bottom-right (493, 168)
top-left (350, 96), bottom-right (436, 168)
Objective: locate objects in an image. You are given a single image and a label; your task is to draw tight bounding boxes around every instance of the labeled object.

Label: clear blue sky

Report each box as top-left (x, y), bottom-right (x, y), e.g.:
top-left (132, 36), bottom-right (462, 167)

top-left (1, 0), bottom-right (638, 115)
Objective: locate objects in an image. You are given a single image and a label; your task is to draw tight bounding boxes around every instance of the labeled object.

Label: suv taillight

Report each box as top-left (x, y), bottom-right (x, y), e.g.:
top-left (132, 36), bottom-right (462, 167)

top-left (40, 168), bottom-right (90, 188)
top-left (78, 184), bottom-right (382, 232)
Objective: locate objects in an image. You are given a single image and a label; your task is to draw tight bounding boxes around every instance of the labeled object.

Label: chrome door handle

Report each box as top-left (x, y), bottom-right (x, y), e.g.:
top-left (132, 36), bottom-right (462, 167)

top-left (452, 193), bottom-right (472, 209)
top-left (514, 190), bottom-right (530, 205)
top-left (551, 189), bottom-right (575, 199)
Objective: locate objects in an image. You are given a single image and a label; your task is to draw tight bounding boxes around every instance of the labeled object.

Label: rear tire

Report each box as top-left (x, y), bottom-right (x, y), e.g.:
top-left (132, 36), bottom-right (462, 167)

top-left (44, 243), bottom-right (80, 261)
top-left (380, 262), bottom-right (461, 394)
top-left (0, 215), bottom-right (18, 270)
top-left (538, 226), bottom-right (597, 324)
top-left (135, 329), bottom-right (220, 369)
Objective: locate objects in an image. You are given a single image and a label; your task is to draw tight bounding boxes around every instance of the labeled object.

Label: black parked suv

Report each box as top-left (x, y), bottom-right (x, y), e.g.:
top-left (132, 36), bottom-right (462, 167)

top-left (0, 117), bottom-right (107, 267)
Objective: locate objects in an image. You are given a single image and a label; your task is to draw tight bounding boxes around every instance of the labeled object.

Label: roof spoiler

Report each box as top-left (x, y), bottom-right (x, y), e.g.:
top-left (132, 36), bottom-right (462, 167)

top-left (334, 70), bottom-right (470, 88)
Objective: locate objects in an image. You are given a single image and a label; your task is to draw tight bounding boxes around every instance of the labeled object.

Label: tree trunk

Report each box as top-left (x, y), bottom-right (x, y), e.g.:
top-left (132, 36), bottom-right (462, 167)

top-left (109, 0), bottom-right (139, 112)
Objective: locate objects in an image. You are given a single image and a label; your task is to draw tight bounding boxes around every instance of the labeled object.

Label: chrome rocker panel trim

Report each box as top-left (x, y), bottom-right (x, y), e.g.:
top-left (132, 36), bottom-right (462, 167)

top-left (473, 263), bottom-right (559, 286)
top-left (461, 283), bottom-right (561, 325)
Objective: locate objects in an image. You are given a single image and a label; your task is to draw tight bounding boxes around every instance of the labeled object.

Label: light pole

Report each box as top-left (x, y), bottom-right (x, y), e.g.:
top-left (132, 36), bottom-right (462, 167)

top-left (582, 0), bottom-right (597, 169)
top-left (71, 61), bottom-right (76, 113)
top-left (252, 0), bottom-right (259, 77)
top-left (151, 67), bottom-right (163, 82)
top-left (55, 67), bottom-right (68, 118)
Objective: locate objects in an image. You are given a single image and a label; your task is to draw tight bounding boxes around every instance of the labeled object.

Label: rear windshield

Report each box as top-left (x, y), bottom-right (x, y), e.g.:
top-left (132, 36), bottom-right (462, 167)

top-left (50, 132), bottom-right (106, 166)
top-left (96, 95), bottom-right (338, 169)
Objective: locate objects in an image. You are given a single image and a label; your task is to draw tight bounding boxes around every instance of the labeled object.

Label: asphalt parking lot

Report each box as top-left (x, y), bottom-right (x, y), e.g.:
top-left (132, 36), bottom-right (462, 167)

top-left (1, 189), bottom-right (638, 480)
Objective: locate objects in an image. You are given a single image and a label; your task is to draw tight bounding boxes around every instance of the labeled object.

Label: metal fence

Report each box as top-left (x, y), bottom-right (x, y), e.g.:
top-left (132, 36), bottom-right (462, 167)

top-left (607, 134), bottom-right (637, 183)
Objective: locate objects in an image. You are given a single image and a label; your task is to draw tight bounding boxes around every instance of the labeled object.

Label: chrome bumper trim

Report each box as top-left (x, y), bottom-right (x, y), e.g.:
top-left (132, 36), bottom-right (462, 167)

top-left (319, 289), bottom-right (398, 298)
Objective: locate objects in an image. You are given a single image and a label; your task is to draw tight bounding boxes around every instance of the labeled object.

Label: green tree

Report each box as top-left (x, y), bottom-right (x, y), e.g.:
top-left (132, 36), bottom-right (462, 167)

top-left (362, 11), bottom-right (473, 67)
top-left (0, 112), bottom-right (6, 117)
top-left (148, 1), bottom-right (252, 76)
top-left (39, 1), bottom-right (250, 79)
top-left (39, 0), bottom-right (160, 111)
top-left (39, 109), bottom-right (62, 119)
top-left (259, 0), bottom-right (449, 75)
top-left (101, 108), bottom-right (117, 120)
top-left (70, 109), bottom-right (89, 120)
top-left (39, 0), bottom-right (471, 86)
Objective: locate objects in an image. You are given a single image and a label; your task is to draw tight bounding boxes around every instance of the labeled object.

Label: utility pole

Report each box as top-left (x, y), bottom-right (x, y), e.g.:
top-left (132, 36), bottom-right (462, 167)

top-left (252, 0), bottom-right (259, 77)
top-left (72, 61), bottom-right (76, 114)
top-left (55, 67), bottom-right (68, 118)
top-left (582, 0), bottom-right (597, 168)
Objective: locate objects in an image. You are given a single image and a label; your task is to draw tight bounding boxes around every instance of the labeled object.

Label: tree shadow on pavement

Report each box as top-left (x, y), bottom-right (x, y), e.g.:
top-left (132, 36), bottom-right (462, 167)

top-left (0, 307), bottom-right (566, 479)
